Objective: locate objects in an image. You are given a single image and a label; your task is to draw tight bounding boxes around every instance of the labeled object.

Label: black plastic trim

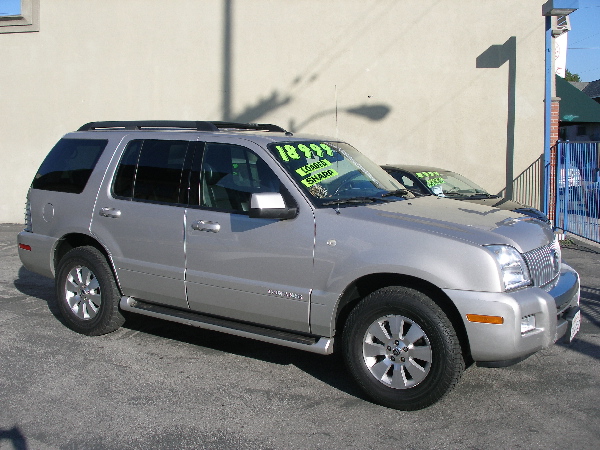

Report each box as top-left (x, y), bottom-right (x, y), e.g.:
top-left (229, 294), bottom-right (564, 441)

top-left (475, 352), bottom-right (535, 368)
top-left (127, 299), bottom-right (319, 345)
top-left (78, 121), bottom-right (288, 133)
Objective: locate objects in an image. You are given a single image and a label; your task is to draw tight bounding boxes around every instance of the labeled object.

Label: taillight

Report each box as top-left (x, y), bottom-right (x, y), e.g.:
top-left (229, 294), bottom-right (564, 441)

top-left (24, 189), bottom-right (32, 232)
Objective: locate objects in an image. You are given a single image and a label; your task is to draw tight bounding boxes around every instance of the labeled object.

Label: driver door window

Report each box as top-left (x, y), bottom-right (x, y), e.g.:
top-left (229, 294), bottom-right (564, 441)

top-left (200, 143), bottom-right (280, 212)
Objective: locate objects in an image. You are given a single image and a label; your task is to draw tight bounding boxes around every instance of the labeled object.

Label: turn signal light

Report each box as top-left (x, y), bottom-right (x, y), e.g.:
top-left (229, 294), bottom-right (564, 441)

top-left (466, 314), bottom-right (504, 325)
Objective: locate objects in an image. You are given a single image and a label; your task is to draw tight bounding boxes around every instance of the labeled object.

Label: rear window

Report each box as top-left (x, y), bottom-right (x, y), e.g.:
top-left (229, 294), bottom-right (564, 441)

top-left (32, 138), bottom-right (107, 193)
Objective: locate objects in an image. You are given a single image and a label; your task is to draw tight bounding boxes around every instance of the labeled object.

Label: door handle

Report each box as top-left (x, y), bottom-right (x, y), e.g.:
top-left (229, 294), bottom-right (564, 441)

top-left (99, 207), bottom-right (121, 218)
top-left (192, 220), bottom-right (221, 232)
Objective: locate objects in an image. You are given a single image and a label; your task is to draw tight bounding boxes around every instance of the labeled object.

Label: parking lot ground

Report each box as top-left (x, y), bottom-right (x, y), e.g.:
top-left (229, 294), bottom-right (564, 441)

top-left (1, 223), bottom-right (599, 449)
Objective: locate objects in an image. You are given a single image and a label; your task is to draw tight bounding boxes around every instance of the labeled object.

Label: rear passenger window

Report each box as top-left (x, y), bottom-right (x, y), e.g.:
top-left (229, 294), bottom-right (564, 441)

top-left (32, 139), bottom-right (107, 193)
top-left (113, 139), bottom-right (191, 204)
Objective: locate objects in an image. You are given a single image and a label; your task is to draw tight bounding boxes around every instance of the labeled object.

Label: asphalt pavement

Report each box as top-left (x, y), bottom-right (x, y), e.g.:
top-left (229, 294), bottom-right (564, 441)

top-left (1, 223), bottom-right (599, 449)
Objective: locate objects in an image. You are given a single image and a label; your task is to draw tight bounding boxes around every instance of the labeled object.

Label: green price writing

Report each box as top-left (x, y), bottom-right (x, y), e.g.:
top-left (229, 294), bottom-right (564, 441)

top-left (425, 177), bottom-right (444, 187)
top-left (415, 171), bottom-right (440, 178)
top-left (301, 169), bottom-right (339, 187)
top-left (296, 159), bottom-right (332, 176)
top-left (275, 143), bottom-right (334, 162)
top-left (415, 171), bottom-right (444, 187)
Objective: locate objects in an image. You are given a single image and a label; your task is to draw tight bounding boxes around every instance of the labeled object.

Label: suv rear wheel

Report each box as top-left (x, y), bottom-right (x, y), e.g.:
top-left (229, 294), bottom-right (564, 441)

top-left (55, 246), bottom-right (125, 336)
top-left (342, 286), bottom-right (464, 410)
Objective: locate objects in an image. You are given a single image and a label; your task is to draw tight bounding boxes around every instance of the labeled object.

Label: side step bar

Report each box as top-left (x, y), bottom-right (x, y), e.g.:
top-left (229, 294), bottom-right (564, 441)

top-left (120, 297), bottom-right (334, 355)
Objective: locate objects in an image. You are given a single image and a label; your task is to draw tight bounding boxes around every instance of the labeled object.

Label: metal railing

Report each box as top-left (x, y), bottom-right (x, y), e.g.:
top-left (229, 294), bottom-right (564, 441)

top-left (498, 156), bottom-right (543, 211)
top-left (552, 141), bottom-right (600, 244)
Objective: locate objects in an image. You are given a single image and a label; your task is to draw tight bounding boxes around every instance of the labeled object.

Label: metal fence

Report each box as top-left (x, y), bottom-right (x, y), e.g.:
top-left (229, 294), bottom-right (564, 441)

top-left (552, 141), bottom-right (600, 244)
top-left (498, 156), bottom-right (543, 211)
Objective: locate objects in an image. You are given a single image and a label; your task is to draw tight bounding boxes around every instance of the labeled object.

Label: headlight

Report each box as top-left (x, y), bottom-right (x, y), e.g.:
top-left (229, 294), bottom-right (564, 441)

top-left (485, 245), bottom-right (531, 291)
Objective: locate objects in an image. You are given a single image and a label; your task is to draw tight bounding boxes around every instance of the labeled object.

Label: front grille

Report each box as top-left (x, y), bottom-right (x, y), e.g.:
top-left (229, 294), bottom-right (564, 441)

top-left (523, 239), bottom-right (561, 288)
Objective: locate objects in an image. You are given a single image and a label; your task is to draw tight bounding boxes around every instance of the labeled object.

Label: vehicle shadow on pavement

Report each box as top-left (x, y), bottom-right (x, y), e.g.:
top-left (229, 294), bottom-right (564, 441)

top-left (580, 286), bottom-right (600, 328)
top-left (12, 266), bottom-right (367, 403)
top-left (14, 267), bottom-right (58, 312)
top-left (558, 336), bottom-right (600, 361)
top-left (122, 312), bottom-right (367, 401)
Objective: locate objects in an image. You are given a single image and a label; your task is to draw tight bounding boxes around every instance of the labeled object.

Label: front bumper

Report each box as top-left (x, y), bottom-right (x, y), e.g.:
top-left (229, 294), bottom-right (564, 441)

top-left (443, 262), bottom-right (580, 365)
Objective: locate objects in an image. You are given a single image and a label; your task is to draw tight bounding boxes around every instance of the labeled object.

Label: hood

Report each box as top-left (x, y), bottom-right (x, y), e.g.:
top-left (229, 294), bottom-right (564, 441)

top-left (455, 196), bottom-right (521, 209)
top-left (333, 196), bottom-right (554, 253)
top-left (456, 197), bottom-right (549, 223)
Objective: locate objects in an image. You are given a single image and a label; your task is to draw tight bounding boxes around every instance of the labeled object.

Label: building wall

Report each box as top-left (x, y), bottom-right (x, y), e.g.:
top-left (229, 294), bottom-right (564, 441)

top-left (0, 0), bottom-right (547, 222)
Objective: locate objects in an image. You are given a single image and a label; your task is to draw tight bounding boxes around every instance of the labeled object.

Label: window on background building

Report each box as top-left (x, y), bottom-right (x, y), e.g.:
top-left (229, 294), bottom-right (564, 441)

top-left (0, 0), bottom-right (39, 33)
top-left (0, 0), bottom-right (21, 16)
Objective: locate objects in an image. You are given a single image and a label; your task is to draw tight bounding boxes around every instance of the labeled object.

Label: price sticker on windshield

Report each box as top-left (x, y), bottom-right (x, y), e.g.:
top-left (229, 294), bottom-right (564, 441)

top-left (301, 168), bottom-right (339, 187)
top-left (416, 171), bottom-right (444, 187)
top-left (275, 143), bottom-right (334, 162)
top-left (296, 159), bottom-right (332, 176)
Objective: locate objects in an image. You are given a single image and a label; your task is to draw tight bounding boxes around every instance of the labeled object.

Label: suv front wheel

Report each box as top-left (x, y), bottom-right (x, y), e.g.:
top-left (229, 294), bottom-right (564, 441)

top-left (342, 286), bottom-right (464, 410)
top-left (55, 246), bottom-right (125, 336)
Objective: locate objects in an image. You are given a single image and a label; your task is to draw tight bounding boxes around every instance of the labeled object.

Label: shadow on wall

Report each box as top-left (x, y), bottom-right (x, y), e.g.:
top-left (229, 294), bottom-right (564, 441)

top-left (221, 0), bottom-right (391, 131)
top-left (476, 37), bottom-right (517, 199)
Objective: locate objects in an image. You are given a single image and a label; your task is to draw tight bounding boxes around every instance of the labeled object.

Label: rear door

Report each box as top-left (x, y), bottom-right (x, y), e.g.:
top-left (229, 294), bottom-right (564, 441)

top-left (91, 136), bottom-right (195, 309)
top-left (184, 140), bottom-right (315, 332)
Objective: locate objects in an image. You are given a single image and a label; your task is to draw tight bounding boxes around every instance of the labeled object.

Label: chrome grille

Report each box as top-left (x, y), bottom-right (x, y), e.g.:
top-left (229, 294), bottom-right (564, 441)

top-left (523, 239), bottom-right (561, 288)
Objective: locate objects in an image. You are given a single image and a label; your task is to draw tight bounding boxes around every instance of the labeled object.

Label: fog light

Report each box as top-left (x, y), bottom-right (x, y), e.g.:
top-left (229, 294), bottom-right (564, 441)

top-left (521, 315), bottom-right (536, 334)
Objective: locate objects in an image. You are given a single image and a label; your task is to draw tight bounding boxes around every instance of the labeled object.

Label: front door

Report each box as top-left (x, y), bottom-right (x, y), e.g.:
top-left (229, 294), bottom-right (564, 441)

top-left (185, 142), bottom-right (315, 332)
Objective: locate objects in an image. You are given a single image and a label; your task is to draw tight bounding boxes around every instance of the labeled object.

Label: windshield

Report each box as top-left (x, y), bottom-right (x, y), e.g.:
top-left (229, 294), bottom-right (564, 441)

top-left (268, 141), bottom-right (407, 207)
top-left (416, 170), bottom-right (491, 197)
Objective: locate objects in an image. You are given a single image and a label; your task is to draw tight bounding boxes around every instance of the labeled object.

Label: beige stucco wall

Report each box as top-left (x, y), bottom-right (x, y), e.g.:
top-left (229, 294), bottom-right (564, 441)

top-left (0, 0), bottom-right (546, 223)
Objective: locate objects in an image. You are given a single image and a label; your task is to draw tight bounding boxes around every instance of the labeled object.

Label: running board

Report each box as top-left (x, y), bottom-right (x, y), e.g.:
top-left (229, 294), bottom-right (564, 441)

top-left (119, 297), bottom-right (334, 355)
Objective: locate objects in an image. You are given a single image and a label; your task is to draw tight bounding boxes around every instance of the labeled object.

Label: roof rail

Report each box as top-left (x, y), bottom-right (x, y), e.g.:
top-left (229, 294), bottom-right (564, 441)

top-left (77, 121), bottom-right (290, 133)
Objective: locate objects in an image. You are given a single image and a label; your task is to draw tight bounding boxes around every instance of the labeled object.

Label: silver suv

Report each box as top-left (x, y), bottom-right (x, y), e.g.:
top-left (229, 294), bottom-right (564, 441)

top-left (18, 121), bottom-right (581, 410)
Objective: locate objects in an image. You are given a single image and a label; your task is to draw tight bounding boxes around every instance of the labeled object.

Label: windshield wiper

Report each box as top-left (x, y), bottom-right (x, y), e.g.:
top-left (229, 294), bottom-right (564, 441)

top-left (468, 193), bottom-right (499, 199)
top-left (381, 189), bottom-right (411, 198)
top-left (322, 189), bottom-right (412, 206)
top-left (322, 196), bottom-right (390, 206)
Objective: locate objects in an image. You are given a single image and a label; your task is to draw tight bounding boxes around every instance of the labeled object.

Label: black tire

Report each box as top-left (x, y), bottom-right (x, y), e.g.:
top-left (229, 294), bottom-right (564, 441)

top-left (342, 286), bottom-right (464, 410)
top-left (55, 246), bottom-right (125, 336)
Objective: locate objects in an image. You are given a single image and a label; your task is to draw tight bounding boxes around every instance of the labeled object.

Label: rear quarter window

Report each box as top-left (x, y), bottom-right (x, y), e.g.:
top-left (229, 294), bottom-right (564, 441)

top-left (32, 138), bottom-right (108, 193)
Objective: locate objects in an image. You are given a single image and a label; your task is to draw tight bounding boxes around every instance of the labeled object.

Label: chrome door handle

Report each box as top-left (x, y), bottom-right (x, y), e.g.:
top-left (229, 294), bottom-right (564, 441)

top-left (99, 207), bottom-right (121, 218)
top-left (192, 220), bottom-right (221, 232)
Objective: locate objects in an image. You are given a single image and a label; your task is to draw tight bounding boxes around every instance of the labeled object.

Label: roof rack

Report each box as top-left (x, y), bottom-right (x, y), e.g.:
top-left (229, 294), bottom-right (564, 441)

top-left (77, 121), bottom-right (290, 134)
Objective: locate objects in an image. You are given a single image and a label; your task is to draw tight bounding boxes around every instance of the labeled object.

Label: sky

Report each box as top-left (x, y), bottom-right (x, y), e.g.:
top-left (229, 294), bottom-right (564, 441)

top-left (1, 0), bottom-right (597, 81)
top-left (566, 0), bottom-right (600, 82)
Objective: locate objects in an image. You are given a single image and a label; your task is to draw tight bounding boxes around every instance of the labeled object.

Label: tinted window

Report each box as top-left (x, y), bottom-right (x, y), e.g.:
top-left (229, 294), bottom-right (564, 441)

top-left (112, 139), bottom-right (190, 204)
top-left (200, 143), bottom-right (280, 212)
top-left (113, 140), bottom-right (142, 198)
top-left (32, 139), bottom-right (107, 193)
top-left (388, 170), bottom-right (430, 196)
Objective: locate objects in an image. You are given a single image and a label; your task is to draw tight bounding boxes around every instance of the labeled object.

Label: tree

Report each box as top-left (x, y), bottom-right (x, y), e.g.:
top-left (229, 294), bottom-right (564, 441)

top-left (564, 69), bottom-right (581, 82)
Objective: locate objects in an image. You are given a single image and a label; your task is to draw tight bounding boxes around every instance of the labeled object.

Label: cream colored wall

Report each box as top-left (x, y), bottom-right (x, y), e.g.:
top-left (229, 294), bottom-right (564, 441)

top-left (0, 0), bottom-right (546, 223)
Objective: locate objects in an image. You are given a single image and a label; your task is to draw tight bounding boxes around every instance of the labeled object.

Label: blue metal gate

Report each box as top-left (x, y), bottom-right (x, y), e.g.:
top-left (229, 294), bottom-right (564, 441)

top-left (554, 142), bottom-right (600, 243)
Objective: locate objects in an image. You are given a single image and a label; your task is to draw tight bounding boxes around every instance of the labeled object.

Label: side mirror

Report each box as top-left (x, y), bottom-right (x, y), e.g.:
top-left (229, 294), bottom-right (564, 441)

top-left (248, 192), bottom-right (297, 220)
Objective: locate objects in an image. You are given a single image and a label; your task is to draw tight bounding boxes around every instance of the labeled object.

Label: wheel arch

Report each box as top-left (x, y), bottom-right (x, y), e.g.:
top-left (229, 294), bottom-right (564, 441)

top-left (53, 233), bottom-right (121, 293)
top-left (334, 273), bottom-right (472, 363)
